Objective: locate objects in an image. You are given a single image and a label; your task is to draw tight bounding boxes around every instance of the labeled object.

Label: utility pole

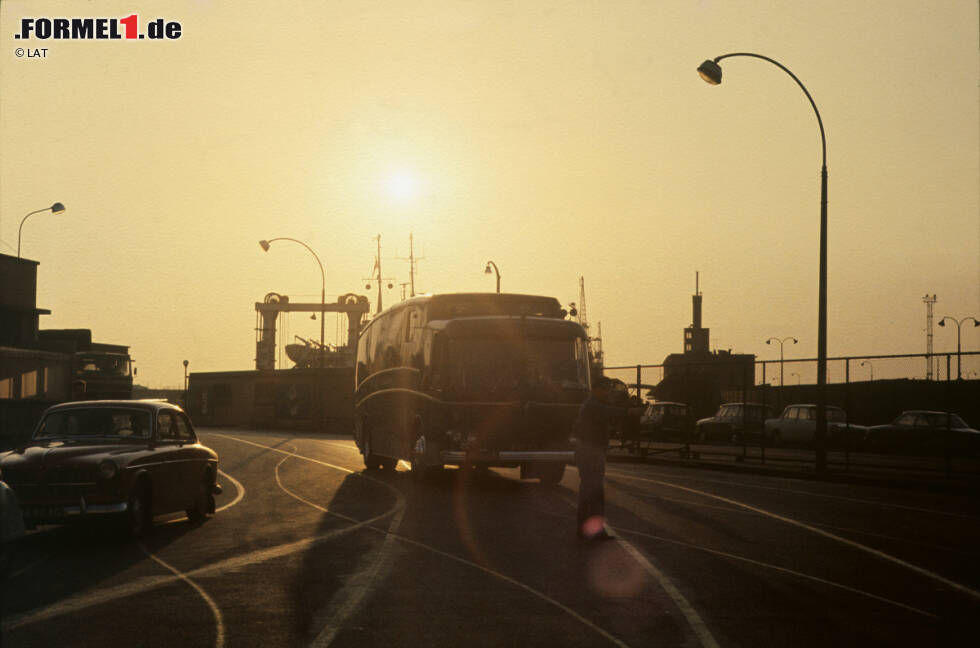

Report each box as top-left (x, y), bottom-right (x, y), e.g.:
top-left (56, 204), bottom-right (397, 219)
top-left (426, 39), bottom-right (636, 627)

top-left (396, 232), bottom-right (424, 297)
top-left (923, 294), bottom-right (937, 379)
top-left (363, 234), bottom-right (395, 314)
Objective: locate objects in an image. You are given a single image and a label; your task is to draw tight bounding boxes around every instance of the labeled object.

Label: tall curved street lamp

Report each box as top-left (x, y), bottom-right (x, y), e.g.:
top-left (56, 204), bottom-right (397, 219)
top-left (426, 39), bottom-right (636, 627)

top-left (860, 360), bottom-right (874, 382)
top-left (259, 238), bottom-right (326, 366)
top-left (698, 53), bottom-right (829, 471)
top-left (766, 336), bottom-right (798, 386)
top-left (484, 260), bottom-right (501, 294)
top-left (938, 316), bottom-right (980, 380)
top-left (18, 202), bottom-right (66, 258)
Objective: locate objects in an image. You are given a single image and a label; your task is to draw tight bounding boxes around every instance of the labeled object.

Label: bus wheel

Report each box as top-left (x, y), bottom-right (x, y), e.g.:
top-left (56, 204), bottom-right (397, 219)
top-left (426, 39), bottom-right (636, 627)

top-left (538, 463), bottom-right (565, 486)
top-left (363, 436), bottom-right (382, 471)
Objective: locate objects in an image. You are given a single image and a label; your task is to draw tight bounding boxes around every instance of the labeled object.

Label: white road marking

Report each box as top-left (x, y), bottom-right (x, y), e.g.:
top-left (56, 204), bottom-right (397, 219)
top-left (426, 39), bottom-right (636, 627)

top-left (613, 524), bottom-right (936, 618)
top-left (632, 491), bottom-right (974, 557)
top-left (271, 445), bottom-right (408, 647)
top-left (617, 538), bottom-right (721, 648)
top-left (2, 505), bottom-right (400, 631)
top-left (216, 469), bottom-right (245, 512)
top-left (560, 493), bottom-right (719, 648)
top-left (615, 466), bottom-right (979, 520)
top-left (142, 545), bottom-right (226, 648)
top-left (611, 471), bottom-right (980, 603)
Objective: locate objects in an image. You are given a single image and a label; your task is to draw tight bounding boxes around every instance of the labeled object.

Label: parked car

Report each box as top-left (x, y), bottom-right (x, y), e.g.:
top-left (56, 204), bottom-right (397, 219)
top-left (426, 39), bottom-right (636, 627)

top-left (695, 403), bottom-right (775, 444)
top-left (865, 410), bottom-right (980, 456)
top-left (0, 400), bottom-right (220, 538)
top-left (638, 402), bottom-right (694, 443)
top-left (763, 404), bottom-right (867, 448)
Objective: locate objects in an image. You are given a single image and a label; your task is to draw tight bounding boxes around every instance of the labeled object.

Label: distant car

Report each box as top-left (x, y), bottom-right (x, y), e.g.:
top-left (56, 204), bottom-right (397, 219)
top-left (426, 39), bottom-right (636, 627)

top-left (695, 403), bottom-right (775, 444)
top-left (639, 402), bottom-right (694, 443)
top-left (763, 404), bottom-right (867, 448)
top-left (865, 410), bottom-right (980, 456)
top-left (0, 400), bottom-right (220, 538)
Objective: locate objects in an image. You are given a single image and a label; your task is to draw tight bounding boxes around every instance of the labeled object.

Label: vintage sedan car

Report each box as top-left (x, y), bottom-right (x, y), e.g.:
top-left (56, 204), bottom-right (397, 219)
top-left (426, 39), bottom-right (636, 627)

top-left (865, 410), bottom-right (980, 456)
top-left (695, 403), bottom-right (775, 444)
top-left (763, 404), bottom-right (867, 448)
top-left (0, 400), bottom-right (220, 538)
top-left (638, 402), bottom-right (694, 443)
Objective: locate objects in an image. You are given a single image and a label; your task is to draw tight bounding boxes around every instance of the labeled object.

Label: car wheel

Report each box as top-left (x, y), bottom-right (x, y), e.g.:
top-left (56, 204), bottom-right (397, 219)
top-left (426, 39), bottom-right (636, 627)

top-left (123, 483), bottom-right (151, 539)
top-left (186, 472), bottom-right (212, 523)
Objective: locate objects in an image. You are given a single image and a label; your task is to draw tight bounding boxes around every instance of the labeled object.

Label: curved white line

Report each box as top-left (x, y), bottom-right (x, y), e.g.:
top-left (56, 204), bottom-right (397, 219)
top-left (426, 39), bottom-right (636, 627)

top-left (634, 491), bottom-right (973, 557)
top-left (617, 467), bottom-right (979, 520)
top-left (243, 438), bottom-right (410, 647)
top-left (531, 501), bottom-right (935, 619)
top-left (613, 525), bottom-right (935, 618)
top-left (215, 469), bottom-right (245, 513)
top-left (558, 493), bottom-right (718, 648)
top-left (611, 471), bottom-right (980, 602)
top-left (2, 505), bottom-right (401, 631)
top-left (617, 538), bottom-right (721, 648)
top-left (141, 544), bottom-right (225, 648)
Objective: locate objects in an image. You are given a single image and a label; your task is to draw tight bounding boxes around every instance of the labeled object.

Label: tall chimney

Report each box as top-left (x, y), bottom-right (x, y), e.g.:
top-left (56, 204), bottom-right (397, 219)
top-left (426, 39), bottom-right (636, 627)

top-left (692, 271), bottom-right (703, 329)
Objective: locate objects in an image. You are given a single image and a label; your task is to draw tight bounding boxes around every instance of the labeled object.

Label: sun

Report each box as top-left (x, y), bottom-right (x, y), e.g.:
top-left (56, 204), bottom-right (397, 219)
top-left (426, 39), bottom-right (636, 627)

top-left (384, 170), bottom-right (419, 203)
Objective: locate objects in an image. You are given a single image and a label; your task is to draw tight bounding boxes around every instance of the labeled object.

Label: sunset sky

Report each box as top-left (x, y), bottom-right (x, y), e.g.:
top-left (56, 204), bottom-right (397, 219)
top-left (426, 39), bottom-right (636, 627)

top-left (2, 0), bottom-right (977, 388)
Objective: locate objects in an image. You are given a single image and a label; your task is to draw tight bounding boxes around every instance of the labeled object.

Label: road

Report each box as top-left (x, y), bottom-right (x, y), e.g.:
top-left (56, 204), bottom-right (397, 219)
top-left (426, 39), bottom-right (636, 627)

top-left (3, 429), bottom-right (979, 647)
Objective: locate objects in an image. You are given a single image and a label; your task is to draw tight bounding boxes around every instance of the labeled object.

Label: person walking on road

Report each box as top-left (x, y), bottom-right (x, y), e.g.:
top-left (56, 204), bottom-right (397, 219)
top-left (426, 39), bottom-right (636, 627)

top-left (574, 377), bottom-right (619, 540)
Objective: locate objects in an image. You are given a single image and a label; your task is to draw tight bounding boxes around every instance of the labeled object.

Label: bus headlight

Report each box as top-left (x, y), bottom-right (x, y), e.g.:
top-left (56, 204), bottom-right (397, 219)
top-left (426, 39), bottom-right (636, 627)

top-left (98, 459), bottom-right (118, 480)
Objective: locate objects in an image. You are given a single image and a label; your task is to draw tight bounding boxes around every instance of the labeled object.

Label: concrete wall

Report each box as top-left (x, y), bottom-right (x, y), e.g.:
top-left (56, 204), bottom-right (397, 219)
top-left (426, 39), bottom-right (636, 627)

top-left (187, 368), bottom-right (355, 433)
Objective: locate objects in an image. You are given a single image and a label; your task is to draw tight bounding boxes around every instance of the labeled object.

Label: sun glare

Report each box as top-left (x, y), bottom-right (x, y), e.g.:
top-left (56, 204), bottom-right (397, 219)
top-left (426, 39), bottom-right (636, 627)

top-left (385, 171), bottom-right (419, 202)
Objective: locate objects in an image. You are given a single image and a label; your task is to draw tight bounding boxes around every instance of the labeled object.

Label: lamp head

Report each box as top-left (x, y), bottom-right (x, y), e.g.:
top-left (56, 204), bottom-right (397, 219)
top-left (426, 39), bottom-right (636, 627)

top-left (485, 264), bottom-right (492, 274)
top-left (259, 240), bottom-right (271, 252)
top-left (698, 59), bottom-right (723, 85)
top-left (938, 319), bottom-right (946, 327)
top-left (792, 338), bottom-right (799, 344)
top-left (51, 202), bottom-right (66, 214)
top-left (766, 339), bottom-right (772, 345)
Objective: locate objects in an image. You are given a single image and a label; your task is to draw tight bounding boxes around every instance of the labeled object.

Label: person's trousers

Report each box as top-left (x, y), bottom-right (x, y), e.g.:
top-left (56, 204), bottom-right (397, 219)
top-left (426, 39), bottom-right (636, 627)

top-left (575, 442), bottom-right (607, 533)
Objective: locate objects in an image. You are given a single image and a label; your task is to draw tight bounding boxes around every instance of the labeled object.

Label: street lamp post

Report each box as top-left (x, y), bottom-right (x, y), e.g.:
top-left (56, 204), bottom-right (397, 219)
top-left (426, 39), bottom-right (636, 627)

top-left (791, 372), bottom-right (801, 385)
top-left (259, 238), bottom-right (326, 366)
top-left (18, 202), bottom-right (66, 258)
top-left (766, 336), bottom-right (798, 386)
top-left (183, 360), bottom-right (189, 408)
top-left (937, 316), bottom-right (980, 380)
top-left (484, 260), bottom-right (501, 294)
top-left (860, 360), bottom-right (873, 382)
top-left (698, 53), bottom-right (829, 472)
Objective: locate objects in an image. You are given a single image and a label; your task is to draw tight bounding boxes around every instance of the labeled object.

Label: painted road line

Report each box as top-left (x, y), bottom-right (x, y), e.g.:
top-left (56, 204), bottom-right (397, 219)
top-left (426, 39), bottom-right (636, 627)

top-left (143, 545), bottom-right (226, 648)
top-left (611, 471), bottom-right (980, 603)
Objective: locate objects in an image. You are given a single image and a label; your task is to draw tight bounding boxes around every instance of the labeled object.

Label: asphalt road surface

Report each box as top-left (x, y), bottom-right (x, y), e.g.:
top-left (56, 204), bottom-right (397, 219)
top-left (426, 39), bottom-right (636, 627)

top-left (3, 429), bottom-right (979, 647)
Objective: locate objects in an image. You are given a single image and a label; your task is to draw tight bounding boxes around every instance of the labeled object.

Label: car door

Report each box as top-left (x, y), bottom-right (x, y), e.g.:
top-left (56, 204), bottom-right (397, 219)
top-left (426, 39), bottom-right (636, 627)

top-left (173, 412), bottom-right (202, 509)
top-left (152, 411), bottom-right (184, 514)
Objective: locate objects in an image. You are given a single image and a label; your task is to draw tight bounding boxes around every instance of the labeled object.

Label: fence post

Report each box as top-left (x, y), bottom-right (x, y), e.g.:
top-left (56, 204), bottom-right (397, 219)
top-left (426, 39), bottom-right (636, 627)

top-left (761, 361), bottom-right (767, 465)
top-left (844, 358), bottom-right (851, 472)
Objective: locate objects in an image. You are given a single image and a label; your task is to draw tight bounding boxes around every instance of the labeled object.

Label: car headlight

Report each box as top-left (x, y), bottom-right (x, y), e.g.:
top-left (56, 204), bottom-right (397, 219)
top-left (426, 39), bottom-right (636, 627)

top-left (98, 459), bottom-right (118, 480)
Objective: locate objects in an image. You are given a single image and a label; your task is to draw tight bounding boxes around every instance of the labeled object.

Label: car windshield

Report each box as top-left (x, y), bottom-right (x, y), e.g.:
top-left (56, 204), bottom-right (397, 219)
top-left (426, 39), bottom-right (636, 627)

top-left (35, 408), bottom-right (152, 440)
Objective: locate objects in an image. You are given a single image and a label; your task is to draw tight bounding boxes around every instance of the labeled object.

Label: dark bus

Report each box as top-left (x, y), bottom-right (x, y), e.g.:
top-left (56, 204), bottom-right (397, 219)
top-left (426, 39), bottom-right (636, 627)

top-left (353, 293), bottom-right (590, 483)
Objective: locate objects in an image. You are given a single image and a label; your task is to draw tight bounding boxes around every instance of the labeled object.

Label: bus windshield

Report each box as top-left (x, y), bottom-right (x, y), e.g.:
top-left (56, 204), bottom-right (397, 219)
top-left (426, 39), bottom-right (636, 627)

top-left (441, 336), bottom-right (589, 401)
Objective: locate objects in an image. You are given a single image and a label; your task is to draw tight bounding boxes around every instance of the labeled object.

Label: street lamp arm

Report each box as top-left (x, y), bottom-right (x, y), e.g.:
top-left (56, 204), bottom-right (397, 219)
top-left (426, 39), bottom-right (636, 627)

top-left (259, 236), bottom-right (327, 367)
top-left (262, 237), bottom-right (325, 286)
top-left (712, 53), bottom-right (827, 166)
top-left (18, 204), bottom-right (66, 258)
